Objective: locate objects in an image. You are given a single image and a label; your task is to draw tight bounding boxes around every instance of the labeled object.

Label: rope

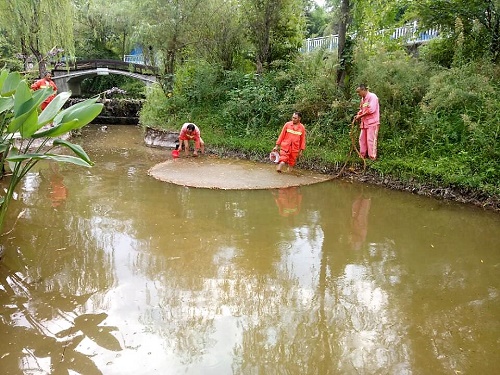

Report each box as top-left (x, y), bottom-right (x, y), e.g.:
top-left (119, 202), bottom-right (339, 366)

top-left (332, 120), bottom-right (366, 178)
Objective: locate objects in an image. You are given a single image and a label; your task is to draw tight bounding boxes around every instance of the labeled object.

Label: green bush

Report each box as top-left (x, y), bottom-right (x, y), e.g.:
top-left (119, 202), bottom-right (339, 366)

top-left (352, 49), bottom-right (434, 134)
top-left (139, 84), bottom-right (181, 129)
top-left (419, 36), bottom-right (455, 68)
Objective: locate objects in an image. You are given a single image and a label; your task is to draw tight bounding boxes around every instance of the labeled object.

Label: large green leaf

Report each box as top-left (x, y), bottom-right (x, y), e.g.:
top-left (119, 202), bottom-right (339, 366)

top-left (0, 142), bottom-right (10, 153)
top-left (18, 110), bottom-right (40, 138)
top-left (56, 103), bottom-right (104, 128)
top-left (8, 85), bottom-right (51, 134)
top-left (13, 81), bottom-right (32, 116)
top-left (53, 97), bottom-right (99, 124)
top-left (6, 153), bottom-right (93, 167)
top-left (31, 119), bottom-right (80, 138)
top-left (32, 86), bottom-right (53, 104)
top-left (0, 96), bottom-right (14, 114)
top-left (1, 72), bottom-right (21, 96)
top-left (33, 103), bottom-right (103, 138)
top-left (53, 139), bottom-right (94, 165)
top-left (0, 70), bottom-right (8, 93)
top-left (37, 91), bottom-right (72, 128)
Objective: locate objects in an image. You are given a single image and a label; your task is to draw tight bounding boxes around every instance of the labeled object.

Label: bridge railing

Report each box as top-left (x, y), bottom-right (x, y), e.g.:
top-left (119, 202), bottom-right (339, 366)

top-left (124, 55), bottom-right (146, 65)
top-left (301, 22), bottom-right (439, 53)
top-left (54, 59), bottom-right (158, 75)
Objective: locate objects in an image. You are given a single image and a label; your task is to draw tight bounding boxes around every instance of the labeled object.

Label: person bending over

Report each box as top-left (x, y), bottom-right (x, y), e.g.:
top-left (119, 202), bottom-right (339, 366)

top-left (178, 123), bottom-right (205, 157)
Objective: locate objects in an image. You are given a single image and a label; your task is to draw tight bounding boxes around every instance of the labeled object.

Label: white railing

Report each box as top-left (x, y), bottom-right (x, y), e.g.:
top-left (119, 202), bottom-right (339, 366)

top-left (123, 54), bottom-right (145, 64)
top-left (301, 22), bottom-right (439, 53)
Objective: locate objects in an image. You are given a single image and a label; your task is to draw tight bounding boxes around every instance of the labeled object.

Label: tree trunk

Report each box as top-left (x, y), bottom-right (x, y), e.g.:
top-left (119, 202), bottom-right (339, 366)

top-left (336, 0), bottom-right (351, 90)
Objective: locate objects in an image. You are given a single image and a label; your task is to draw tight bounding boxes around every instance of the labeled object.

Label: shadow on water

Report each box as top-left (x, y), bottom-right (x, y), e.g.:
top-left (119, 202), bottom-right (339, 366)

top-left (0, 125), bottom-right (499, 374)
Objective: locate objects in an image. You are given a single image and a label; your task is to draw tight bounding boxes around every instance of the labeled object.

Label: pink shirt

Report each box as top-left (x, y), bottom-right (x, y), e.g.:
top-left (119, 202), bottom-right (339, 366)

top-left (357, 92), bottom-right (380, 128)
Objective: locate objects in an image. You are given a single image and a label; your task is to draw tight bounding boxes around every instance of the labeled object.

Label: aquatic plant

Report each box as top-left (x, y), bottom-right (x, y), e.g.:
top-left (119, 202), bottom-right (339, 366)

top-left (0, 68), bottom-right (103, 236)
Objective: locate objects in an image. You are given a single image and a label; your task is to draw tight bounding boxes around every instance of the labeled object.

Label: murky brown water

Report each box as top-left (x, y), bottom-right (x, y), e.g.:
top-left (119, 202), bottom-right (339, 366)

top-left (1, 125), bottom-right (499, 375)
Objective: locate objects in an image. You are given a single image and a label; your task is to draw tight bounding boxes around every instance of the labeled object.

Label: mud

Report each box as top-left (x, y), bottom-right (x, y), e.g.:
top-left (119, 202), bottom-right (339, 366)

top-left (148, 155), bottom-right (332, 190)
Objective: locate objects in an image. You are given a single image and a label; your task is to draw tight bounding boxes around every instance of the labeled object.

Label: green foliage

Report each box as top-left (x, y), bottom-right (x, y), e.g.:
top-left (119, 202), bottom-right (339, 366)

top-left (399, 61), bottom-right (500, 192)
top-left (0, 69), bottom-right (103, 235)
top-left (139, 84), bottom-right (179, 129)
top-left (221, 74), bottom-right (282, 136)
top-left (353, 49), bottom-right (433, 133)
top-left (419, 37), bottom-right (455, 68)
top-left (80, 75), bottom-right (145, 98)
top-left (413, 0), bottom-right (500, 62)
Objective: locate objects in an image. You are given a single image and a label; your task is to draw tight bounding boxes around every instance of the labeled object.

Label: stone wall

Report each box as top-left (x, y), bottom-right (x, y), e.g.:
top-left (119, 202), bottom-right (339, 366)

top-left (66, 98), bottom-right (143, 125)
top-left (143, 127), bottom-right (179, 149)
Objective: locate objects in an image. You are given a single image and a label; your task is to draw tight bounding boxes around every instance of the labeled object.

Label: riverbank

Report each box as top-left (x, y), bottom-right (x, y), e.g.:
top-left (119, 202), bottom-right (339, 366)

top-left (214, 148), bottom-right (500, 212)
top-left (143, 127), bottom-right (500, 212)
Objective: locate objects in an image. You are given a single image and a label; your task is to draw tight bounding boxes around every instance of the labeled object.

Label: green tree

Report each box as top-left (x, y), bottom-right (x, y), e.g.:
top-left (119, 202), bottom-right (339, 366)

top-left (73, 0), bottom-right (127, 60)
top-left (0, 0), bottom-right (75, 76)
top-left (305, 1), bottom-right (330, 37)
top-left (133, 0), bottom-right (204, 91)
top-left (192, 0), bottom-right (245, 70)
top-left (413, 0), bottom-right (500, 62)
top-left (241, 0), bottom-right (306, 74)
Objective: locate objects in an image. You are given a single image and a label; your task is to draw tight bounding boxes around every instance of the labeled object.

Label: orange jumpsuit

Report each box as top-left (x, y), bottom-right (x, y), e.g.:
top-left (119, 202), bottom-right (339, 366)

top-left (31, 78), bottom-right (58, 110)
top-left (275, 121), bottom-right (306, 167)
top-left (179, 123), bottom-right (202, 149)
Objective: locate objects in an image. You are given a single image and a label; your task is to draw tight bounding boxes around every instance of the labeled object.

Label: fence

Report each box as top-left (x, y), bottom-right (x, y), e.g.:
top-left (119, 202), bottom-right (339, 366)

top-left (301, 22), bottom-right (439, 53)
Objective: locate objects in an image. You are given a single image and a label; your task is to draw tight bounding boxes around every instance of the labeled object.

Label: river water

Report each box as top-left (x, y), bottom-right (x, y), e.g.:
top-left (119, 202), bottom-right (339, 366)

top-left (0, 125), bottom-right (499, 375)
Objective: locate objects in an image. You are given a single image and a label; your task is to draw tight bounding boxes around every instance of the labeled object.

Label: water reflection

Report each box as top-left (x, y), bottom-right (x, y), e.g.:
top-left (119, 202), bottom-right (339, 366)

top-left (272, 187), bottom-right (302, 217)
top-left (349, 193), bottom-right (371, 251)
top-left (0, 125), bottom-right (498, 374)
top-left (46, 164), bottom-right (68, 208)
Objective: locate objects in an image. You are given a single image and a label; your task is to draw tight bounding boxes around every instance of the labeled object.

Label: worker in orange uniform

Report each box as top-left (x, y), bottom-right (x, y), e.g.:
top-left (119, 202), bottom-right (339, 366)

top-left (272, 112), bottom-right (306, 173)
top-left (31, 72), bottom-right (58, 110)
top-left (178, 123), bottom-right (205, 157)
top-left (273, 187), bottom-right (302, 217)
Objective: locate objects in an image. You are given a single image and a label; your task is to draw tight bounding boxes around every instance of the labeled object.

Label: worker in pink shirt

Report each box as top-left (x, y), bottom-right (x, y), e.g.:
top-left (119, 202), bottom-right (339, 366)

top-left (354, 84), bottom-right (380, 160)
top-left (272, 112), bottom-right (306, 173)
top-left (178, 123), bottom-right (205, 157)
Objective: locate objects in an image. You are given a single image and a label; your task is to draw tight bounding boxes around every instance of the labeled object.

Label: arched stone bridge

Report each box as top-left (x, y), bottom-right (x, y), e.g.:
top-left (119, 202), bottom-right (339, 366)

top-left (52, 59), bottom-right (158, 96)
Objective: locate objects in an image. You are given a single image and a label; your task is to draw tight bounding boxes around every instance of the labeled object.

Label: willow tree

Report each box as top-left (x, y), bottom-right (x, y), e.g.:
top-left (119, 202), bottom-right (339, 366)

top-left (1, 0), bottom-right (75, 77)
top-left (73, 0), bottom-right (137, 61)
top-left (132, 0), bottom-right (204, 92)
top-left (241, 0), bottom-right (306, 74)
top-left (193, 0), bottom-right (244, 70)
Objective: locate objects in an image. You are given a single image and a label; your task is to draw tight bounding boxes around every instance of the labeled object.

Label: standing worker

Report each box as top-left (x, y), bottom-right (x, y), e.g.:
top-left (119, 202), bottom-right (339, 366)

top-left (178, 123), bottom-right (205, 157)
top-left (272, 112), bottom-right (306, 173)
top-left (354, 84), bottom-right (380, 160)
top-left (31, 72), bottom-right (58, 110)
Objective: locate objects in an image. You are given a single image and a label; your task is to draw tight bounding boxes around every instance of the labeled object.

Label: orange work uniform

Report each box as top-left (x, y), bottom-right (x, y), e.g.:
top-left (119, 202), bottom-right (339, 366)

top-left (275, 121), bottom-right (306, 167)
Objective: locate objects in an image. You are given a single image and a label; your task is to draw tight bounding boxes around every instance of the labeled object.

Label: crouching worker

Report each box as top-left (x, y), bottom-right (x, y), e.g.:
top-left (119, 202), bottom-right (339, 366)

top-left (178, 123), bottom-right (205, 157)
top-left (272, 112), bottom-right (306, 173)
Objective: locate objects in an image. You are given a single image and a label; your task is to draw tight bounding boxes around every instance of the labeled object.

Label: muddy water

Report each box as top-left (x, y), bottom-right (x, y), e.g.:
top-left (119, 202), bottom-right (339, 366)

top-left (0, 125), bottom-right (499, 375)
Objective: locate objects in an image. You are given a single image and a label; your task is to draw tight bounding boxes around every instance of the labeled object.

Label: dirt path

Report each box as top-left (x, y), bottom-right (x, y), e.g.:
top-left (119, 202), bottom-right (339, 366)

top-left (148, 156), bottom-right (332, 189)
